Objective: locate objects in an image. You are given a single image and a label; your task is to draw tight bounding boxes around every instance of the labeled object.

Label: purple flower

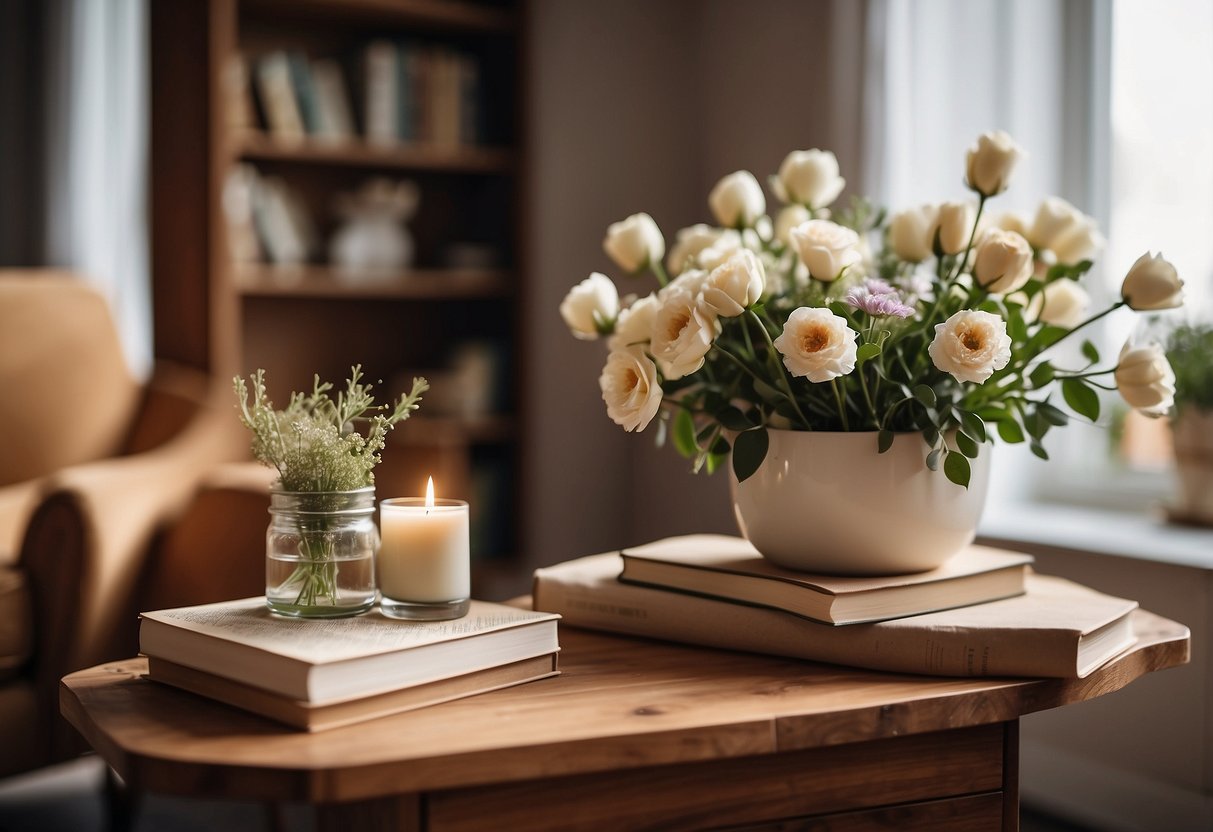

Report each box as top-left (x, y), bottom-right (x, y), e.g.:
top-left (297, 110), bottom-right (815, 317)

top-left (844, 284), bottom-right (915, 318)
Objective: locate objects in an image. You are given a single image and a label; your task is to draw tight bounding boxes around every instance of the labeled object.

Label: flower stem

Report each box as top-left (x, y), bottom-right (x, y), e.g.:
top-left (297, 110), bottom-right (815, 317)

top-left (831, 379), bottom-right (850, 430)
top-left (651, 259), bottom-right (670, 288)
top-left (749, 310), bottom-right (812, 428)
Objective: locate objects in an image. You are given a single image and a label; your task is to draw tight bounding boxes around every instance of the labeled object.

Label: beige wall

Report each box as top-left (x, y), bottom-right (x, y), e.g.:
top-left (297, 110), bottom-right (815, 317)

top-left (525, 0), bottom-right (853, 567)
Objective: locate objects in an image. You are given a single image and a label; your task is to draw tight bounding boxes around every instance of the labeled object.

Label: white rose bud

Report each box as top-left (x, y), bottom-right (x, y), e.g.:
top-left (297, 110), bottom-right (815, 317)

top-left (650, 284), bottom-right (720, 380)
top-left (788, 219), bottom-right (862, 282)
top-left (1115, 341), bottom-right (1176, 416)
top-left (973, 229), bottom-right (1033, 294)
top-left (709, 170), bottom-right (766, 228)
top-left (888, 204), bottom-right (938, 262)
top-left (934, 201), bottom-right (976, 256)
top-left (1121, 252), bottom-right (1184, 310)
top-left (965, 130), bottom-right (1024, 197)
top-left (928, 309), bottom-right (1012, 384)
top-left (701, 250), bottom-right (766, 318)
top-left (559, 272), bottom-right (619, 340)
top-left (666, 224), bottom-right (732, 276)
top-left (994, 211), bottom-right (1031, 237)
top-left (608, 292), bottom-right (660, 350)
top-left (1050, 220), bottom-right (1105, 265)
top-left (1034, 279), bottom-right (1089, 328)
top-left (773, 307), bottom-right (858, 383)
top-left (603, 212), bottom-right (665, 274)
top-left (772, 149), bottom-right (846, 209)
top-left (695, 233), bottom-right (744, 272)
top-left (1028, 197), bottom-right (1086, 252)
top-left (775, 204), bottom-right (812, 244)
top-left (599, 347), bottom-right (663, 432)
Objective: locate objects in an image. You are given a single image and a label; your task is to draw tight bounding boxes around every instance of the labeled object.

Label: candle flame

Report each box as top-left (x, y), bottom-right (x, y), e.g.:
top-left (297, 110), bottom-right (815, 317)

top-left (425, 476), bottom-right (435, 509)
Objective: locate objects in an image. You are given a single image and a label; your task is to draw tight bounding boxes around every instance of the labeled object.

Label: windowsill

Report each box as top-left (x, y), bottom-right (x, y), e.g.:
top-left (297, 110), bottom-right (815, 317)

top-left (978, 502), bottom-right (1213, 570)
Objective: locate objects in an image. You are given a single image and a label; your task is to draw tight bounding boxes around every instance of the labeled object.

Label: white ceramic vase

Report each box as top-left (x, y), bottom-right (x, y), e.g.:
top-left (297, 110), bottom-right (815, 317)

top-left (730, 429), bottom-right (991, 575)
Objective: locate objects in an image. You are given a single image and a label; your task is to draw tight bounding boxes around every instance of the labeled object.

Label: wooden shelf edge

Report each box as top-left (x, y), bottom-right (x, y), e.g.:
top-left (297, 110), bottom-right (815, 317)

top-left (233, 264), bottom-right (513, 300)
top-left (235, 133), bottom-right (514, 173)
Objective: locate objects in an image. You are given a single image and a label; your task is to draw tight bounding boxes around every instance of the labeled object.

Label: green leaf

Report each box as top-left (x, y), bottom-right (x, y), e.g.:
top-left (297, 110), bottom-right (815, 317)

top-left (923, 426), bottom-right (940, 448)
top-left (955, 431), bottom-right (980, 459)
top-left (753, 379), bottom-right (784, 406)
top-left (977, 405), bottom-right (1013, 422)
top-left (913, 384), bottom-right (936, 408)
top-left (1061, 378), bottom-right (1101, 422)
top-left (926, 447), bottom-right (943, 471)
top-left (1045, 260), bottom-right (1094, 282)
top-left (1029, 439), bottom-right (1050, 460)
top-left (732, 428), bottom-right (769, 483)
top-left (715, 406), bottom-right (754, 432)
top-left (672, 408), bottom-right (698, 458)
top-left (1007, 306), bottom-right (1029, 343)
top-left (1038, 402), bottom-right (1069, 427)
top-left (1081, 339), bottom-right (1100, 364)
top-left (856, 343), bottom-right (882, 364)
top-left (1029, 362), bottom-right (1055, 389)
top-left (957, 410), bottom-right (987, 443)
top-left (944, 451), bottom-right (972, 488)
top-left (878, 429), bottom-right (895, 453)
top-left (997, 419), bottom-right (1025, 444)
top-left (1024, 410), bottom-right (1049, 440)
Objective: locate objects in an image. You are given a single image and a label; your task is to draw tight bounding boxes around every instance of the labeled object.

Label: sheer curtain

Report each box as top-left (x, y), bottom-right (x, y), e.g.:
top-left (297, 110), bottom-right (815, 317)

top-left (44, 0), bottom-right (151, 379)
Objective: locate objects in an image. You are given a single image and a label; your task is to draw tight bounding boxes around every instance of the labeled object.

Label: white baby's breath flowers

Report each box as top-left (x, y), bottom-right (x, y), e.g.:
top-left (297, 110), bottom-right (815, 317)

top-left (700, 250), bottom-right (766, 318)
top-left (788, 219), bottom-right (862, 282)
top-left (1115, 341), bottom-right (1176, 416)
top-left (1120, 252), bottom-right (1184, 310)
top-left (771, 149), bottom-right (846, 209)
top-left (650, 284), bottom-right (720, 380)
top-left (559, 272), bottom-right (619, 340)
top-left (608, 292), bottom-right (660, 351)
top-left (709, 170), bottom-right (766, 228)
top-left (773, 307), bottom-right (858, 382)
top-left (887, 204), bottom-right (937, 262)
top-left (928, 309), bottom-right (1012, 384)
top-left (603, 213), bottom-right (664, 274)
top-left (965, 130), bottom-right (1023, 197)
top-left (973, 229), bottom-right (1033, 294)
top-left (599, 347), bottom-right (663, 432)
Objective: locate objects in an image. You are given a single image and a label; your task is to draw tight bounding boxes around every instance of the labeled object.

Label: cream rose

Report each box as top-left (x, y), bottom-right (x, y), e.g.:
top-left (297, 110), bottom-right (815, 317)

top-left (772, 149), bottom-right (846, 209)
top-left (888, 204), bottom-right (937, 262)
top-left (1050, 220), bottom-right (1104, 266)
top-left (928, 309), bottom-right (1012, 384)
top-left (965, 130), bottom-right (1024, 197)
top-left (994, 211), bottom-right (1031, 237)
top-left (701, 250), bottom-right (765, 317)
top-left (666, 224), bottom-right (735, 276)
top-left (1115, 342), bottom-right (1176, 416)
top-left (695, 232), bottom-right (744, 271)
top-left (1034, 279), bottom-right (1089, 328)
top-left (559, 272), bottom-right (619, 340)
top-left (973, 229), bottom-right (1033, 294)
top-left (1028, 197), bottom-right (1087, 252)
top-left (650, 285), bottom-right (719, 380)
top-left (709, 170), bottom-right (766, 228)
top-left (1120, 252), bottom-right (1184, 310)
top-left (773, 307), bottom-right (858, 382)
top-left (608, 292), bottom-right (660, 350)
top-left (599, 347), bottom-right (663, 432)
top-left (775, 204), bottom-right (811, 244)
top-left (934, 201), bottom-right (976, 256)
top-left (788, 219), bottom-right (862, 282)
top-left (603, 212), bottom-right (664, 274)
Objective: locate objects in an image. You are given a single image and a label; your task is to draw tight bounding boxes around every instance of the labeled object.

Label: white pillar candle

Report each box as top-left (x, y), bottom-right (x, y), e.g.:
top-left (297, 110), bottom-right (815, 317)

top-left (379, 480), bottom-right (470, 604)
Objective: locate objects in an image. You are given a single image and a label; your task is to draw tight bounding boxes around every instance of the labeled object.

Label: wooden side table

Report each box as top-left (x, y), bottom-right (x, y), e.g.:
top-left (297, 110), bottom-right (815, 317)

top-left (61, 610), bottom-right (1188, 831)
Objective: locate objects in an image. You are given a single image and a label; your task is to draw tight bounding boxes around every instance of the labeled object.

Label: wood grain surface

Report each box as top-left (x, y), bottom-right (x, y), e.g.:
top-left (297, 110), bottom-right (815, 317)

top-left (60, 609), bottom-right (1188, 805)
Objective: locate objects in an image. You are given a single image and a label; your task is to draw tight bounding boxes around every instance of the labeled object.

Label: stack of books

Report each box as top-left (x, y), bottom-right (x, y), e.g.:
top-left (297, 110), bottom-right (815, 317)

top-left (532, 534), bottom-right (1139, 679)
top-left (139, 599), bottom-right (560, 731)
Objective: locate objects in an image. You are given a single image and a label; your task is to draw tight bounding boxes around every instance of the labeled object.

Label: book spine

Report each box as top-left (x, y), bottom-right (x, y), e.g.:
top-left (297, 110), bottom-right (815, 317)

top-left (533, 569), bottom-right (1078, 678)
top-left (364, 40), bottom-right (397, 145)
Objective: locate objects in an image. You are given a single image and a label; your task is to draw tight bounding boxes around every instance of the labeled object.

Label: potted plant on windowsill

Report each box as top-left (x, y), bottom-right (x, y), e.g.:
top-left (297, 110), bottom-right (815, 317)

top-left (561, 132), bottom-right (1185, 575)
top-left (1166, 322), bottom-right (1213, 526)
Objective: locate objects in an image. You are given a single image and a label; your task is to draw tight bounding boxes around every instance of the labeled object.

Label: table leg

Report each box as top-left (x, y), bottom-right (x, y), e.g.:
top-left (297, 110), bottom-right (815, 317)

top-left (316, 794), bottom-right (421, 832)
top-left (1003, 719), bottom-right (1020, 832)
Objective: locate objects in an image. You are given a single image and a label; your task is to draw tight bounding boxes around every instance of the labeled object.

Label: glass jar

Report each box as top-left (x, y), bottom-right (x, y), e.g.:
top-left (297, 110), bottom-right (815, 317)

top-left (266, 487), bottom-right (378, 618)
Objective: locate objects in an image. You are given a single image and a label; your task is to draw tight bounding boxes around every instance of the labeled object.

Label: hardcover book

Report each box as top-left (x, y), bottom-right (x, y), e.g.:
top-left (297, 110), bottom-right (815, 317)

top-left (534, 552), bottom-right (1136, 678)
top-left (619, 534), bottom-right (1032, 625)
top-left (146, 652), bottom-right (559, 732)
top-left (139, 599), bottom-right (559, 705)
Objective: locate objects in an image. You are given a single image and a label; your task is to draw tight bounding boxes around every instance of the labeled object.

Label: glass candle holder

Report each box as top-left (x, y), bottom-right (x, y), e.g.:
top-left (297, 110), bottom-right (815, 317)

top-left (378, 497), bottom-right (471, 620)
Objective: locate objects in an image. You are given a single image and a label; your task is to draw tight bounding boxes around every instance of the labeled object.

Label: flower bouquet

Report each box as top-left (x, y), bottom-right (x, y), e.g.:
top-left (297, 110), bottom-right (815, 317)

top-left (234, 366), bottom-right (428, 616)
top-left (562, 132), bottom-right (1184, 490)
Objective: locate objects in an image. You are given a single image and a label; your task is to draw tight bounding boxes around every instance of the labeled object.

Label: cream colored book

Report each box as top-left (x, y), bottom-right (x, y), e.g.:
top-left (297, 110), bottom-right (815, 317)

top-left (146, 653), bottom-right (559, 732)
top-left (534, 553), bottom-right (1137, 678)
top-left (620, 534), bottom-right (1032, 625)
top-left (139, 599), bottom-right (559, 705)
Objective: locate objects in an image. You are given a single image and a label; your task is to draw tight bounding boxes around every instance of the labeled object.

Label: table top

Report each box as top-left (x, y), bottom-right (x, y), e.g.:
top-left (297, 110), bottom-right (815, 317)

top-left (60, 609), bottom-right (1189, 805)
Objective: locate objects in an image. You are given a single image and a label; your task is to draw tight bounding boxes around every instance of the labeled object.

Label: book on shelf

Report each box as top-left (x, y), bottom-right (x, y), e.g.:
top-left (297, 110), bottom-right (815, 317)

top-left (310, 58), bottom-right (355, 142)
top-left (363, 39), bottom-right (398, 145)
top-left (619, 534), bottom-right (1032, 625)
top-left (255, 52), bottom-right (305, 140)
top-left (139, 598), bottom-right (560, 705)
top-left (533, 551), bottom-right (1138, 678)
top-left (146, 652), bottom-right (559, 732)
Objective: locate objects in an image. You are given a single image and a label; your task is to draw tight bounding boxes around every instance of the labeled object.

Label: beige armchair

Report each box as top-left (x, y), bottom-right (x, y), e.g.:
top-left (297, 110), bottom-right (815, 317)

top-left (0, 273), bottom-right (269, 777)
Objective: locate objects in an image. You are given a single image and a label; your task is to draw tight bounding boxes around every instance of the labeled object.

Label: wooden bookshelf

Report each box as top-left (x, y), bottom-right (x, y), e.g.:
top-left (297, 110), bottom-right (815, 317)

top-left (150, 0), bottom-right (527, 571)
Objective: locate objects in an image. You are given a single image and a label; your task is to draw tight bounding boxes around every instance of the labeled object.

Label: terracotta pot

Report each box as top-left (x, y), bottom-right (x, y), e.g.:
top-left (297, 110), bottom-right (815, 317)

top-left (729, 430), bottom-right (991, 575)
top-left (1172, 408), bottom-right (1213, 525)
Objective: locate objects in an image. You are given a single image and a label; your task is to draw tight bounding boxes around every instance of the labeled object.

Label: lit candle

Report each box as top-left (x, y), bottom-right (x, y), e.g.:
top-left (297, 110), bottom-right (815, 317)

top-left (378, 478), bottom-right (471, 620)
